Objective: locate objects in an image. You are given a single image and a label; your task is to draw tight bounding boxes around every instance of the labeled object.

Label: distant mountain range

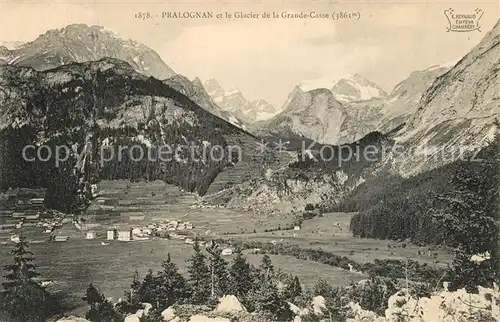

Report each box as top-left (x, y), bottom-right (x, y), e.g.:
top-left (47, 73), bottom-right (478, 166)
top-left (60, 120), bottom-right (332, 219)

top-left (163, 75), bottom-right (248, 131)
top-left (204, 79), bottom-right (278, 122)
top-left (212, 20), bottom-right (500, 217)
top-left (253, 65), bottom-right (462, 145)
top-left (0, 21), bottom-right (498, 216)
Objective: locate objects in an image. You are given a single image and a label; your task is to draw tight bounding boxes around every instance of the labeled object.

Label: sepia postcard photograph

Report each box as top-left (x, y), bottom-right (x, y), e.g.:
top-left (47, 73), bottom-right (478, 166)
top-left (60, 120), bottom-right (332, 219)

top-left (0, 0), bottom-right (498, 321)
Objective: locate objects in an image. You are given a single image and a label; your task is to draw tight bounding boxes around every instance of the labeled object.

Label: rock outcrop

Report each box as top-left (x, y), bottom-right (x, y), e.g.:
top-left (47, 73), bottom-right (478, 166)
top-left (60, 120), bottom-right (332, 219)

top-left (215, 294), bottom-right (247, 313)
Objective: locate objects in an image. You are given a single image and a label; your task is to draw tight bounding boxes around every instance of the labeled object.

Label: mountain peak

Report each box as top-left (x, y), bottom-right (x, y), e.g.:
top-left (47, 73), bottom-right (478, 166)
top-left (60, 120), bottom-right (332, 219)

top-left (297, 74), bottom-right (386, 103)
top-left (1, 24), bottom-right (175, 80)
top-left (191, 77), bottom-right (204, 88)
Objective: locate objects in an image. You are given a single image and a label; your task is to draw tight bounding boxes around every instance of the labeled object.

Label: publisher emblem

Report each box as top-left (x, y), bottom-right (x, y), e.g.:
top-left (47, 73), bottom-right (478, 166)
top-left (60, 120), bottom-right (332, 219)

top-left (444, 8), bottom-right (483, 32)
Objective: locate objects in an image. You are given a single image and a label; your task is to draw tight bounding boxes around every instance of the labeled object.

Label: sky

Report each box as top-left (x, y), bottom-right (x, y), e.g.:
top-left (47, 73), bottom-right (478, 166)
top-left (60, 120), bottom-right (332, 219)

top-left (0, 0), bottom-right (498, 107)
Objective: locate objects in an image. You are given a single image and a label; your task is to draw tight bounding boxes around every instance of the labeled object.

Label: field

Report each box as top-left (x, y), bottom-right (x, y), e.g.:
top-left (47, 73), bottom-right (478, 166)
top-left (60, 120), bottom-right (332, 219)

top-left (81, 180), bottom-right (295, 236)
top-left (0, 237), bottom-right (366, 315)
top-left (231, 212), bottom-right (453, 267)
top-left (0, 180), bottom-right (452, 315)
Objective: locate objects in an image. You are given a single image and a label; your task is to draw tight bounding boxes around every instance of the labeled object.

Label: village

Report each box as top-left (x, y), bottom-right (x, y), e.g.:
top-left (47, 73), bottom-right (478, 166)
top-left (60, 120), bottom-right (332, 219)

top-left (0, 186), bottom-right (244, 256)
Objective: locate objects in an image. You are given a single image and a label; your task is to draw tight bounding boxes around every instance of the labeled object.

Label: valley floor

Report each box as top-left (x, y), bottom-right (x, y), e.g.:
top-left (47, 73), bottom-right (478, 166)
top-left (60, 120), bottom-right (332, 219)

top-left (0, 180), bottom-right (452, 315)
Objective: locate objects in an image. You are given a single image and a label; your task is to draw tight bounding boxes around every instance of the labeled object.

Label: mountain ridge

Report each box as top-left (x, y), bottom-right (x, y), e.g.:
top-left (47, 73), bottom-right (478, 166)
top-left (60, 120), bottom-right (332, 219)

top-left (0, 24), bottom-right (176, 80)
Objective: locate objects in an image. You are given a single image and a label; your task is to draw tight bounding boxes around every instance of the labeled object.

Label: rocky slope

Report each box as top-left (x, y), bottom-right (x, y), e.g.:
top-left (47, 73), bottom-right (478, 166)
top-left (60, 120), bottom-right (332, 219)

top-left (376, 63), bottom-right (454, 133)
top-left (335, 65), bottom-right (454, 144)
top-left (0, 58), bottom-right (262, 212)
top-left (0, 24), bottom-right (175, 80)
top-left (204, 79), bottom-right (278, 122)
top-left (0, 41), bottom-right (25, 50)
top-left (392, 19), bottom-right (500, 176)
top-left (209, 20), bottom-right (500, 218)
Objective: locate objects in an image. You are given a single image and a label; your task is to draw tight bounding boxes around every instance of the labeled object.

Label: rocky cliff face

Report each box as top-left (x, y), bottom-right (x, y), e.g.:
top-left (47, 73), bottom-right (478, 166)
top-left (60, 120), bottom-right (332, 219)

top-left (392, 20), bottom-right (500, 176)
top-left (259, 74), bottom-right (388, 145)
top-left (264, 87), bottom-right (347, 145)
top-left (376, 64), bottom-right (454, 134)
top-left (0, 24), bottom-right (175, 80)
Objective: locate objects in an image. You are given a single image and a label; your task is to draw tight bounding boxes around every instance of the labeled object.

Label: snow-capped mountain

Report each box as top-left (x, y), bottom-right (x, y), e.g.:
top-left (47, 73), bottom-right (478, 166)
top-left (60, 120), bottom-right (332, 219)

top-left (163, 75), bottom-right (248, 130)
top-left (0, 24), bottom-right (175, 80)
top-left (258, 65), bottom-right (461, 145)
top-left (256, 74), bottom-right (386, 145)
top-left (203, 79), bottom-right (278, 122)
top-left (254, 74), bottom-right (387, 144)
top-left (392, 20), bottom-right (500, 176)
top-left (299, 73), bottom-right (387, 103)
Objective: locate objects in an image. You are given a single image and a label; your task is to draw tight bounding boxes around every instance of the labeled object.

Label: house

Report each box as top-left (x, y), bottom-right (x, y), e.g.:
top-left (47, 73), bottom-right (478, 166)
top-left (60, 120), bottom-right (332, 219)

top-left (294, 226), bottom-right (301, 231)
top-left (178, 222), bottom-right (193, 230)
top-left (117, 225), bottom-right (132, 241)
top-left (132, 227), bottom-right (142, 236)
top-left (221, 248), bottom-right (233, 256)
top-left (184, 238), bottom-right (194, 245)
top-left (54, 236), bottom-right (69, 242)
top-left (107, 230), bottom-right (116, 240)
top-left (167, 220), bottom-right (178, 229)
top-left (118, 230), bottom-right (132, 241)
top-left (86, 231), bottom-right (96, 239)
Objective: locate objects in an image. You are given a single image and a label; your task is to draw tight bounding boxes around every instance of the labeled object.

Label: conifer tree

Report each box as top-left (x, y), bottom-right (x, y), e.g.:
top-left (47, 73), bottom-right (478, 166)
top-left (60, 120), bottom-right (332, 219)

top-left (283, 275), bottom-right (302, 301)
top-left (2, 236), bottom-right (39, 290)
top-left (253, 279), bottom-right (293, 321)
top-left (259, 254), bottom-right (275, 282)
top-left (432, 137), bottom-right (499, 291)
top-left (83, 283), bottom-right (122, 322)
top-left (206, 241), bottom-right (230, 298)
top-left (229, 248), bottom-right (253, 297)
top-left (156, 253), bottom-right (189, 308)
top-left (136, 269), bottom-right (157, 306)
top-left (187, 239), bottom-right (210, 304)
top-left (129, 270), bottom-right (141, 303)
top-left (1, 235), bottom-right (58, 322)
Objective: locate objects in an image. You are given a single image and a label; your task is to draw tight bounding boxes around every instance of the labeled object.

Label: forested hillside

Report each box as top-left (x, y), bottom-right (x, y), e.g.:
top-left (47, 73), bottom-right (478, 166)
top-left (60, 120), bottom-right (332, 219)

top-left (0, 58), bottom-right (257, 212)
top-left (345, 135), bottom-right (499, 246)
